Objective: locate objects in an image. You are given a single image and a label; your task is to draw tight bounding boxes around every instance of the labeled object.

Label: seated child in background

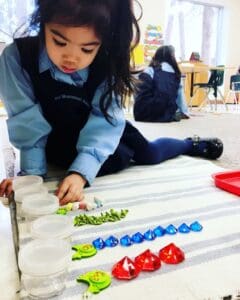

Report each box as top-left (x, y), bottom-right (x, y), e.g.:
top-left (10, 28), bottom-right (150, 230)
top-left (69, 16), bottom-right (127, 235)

top-left (133, 45), bottom-right (190, 122)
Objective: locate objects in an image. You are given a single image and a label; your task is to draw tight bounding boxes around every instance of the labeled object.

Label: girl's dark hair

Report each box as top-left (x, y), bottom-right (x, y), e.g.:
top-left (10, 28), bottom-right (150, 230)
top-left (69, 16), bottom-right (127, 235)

top-left (28, 0), bottom-right (141, 122)
top-left (149, 45), bottom-right (181, 79)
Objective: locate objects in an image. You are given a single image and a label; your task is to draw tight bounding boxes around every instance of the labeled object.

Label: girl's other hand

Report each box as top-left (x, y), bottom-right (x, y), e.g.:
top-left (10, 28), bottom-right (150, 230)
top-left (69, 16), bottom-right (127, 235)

top-left (55, 173), bottom-right (86, 205)
top-left (0, 178), bottom-right (13, 197)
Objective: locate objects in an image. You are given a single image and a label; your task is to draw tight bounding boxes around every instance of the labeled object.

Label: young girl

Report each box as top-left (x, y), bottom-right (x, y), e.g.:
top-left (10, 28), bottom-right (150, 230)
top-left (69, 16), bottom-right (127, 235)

top-left (134, 45), bottom-right (190, 122)
top-left (0, 0), bottom-right (223, 205)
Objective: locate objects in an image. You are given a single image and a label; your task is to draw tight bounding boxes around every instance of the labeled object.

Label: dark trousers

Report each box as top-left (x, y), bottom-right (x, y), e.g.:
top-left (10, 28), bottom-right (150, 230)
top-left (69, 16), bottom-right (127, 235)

top-left (97, 121), bottom-right (192, 176)
top-left (46, 121), bottom-right (192, 177)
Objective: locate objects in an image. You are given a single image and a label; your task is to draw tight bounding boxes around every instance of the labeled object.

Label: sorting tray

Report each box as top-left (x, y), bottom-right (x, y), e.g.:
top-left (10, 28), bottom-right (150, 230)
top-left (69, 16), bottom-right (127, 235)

top-left (212, 170), bottom-right (240, 196)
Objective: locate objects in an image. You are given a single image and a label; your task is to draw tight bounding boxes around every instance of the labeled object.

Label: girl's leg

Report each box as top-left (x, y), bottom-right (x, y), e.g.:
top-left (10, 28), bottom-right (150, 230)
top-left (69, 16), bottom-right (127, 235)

top-left (123, 122), bottom-right (223, 165)
top-left (121, 122), bottom-right (191, 164)
top-left (133, 137), bottom-right (192, 164)
top-left (98, 122), bottom-right (224, 175)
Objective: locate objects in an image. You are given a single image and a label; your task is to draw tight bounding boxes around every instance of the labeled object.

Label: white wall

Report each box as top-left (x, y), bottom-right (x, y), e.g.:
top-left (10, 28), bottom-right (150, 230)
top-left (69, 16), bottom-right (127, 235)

top-left (137, 0), bottom-right (240, 68)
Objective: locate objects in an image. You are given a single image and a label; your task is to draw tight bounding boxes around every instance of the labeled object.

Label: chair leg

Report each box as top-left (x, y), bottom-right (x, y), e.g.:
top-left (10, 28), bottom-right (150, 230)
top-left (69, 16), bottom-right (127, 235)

top-left (235, 92), bottom-right (240, 111)
top-left (217, 88), bottom-right (228, 111)
top-left (188, 87), bottom-right (199, 110)
top-left (233, 92), bottom-right (239, 105)
top-left (226, 91), bottom-right (239, 110)
top-left (206, 88), bottom-right (216, 111)
top-left (214, 95), bottom-right (217, 111)
top-left (188, 96), bottom-right (194, 111)
top-left (198, 88), bottom-right (210, 111)
top-left (226, 90), bottom-right (232, 104)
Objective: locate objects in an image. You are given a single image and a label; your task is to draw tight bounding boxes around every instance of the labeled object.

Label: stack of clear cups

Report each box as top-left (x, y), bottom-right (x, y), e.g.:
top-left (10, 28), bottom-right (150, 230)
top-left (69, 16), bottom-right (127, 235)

top-left (12, 175), bottom-right (45, 219)
top-left (15, 185), bottom-right (49, 219)
top-left (30, 214), bottom-right (73, 243)
top-left (12, 175), bottom-right (43, 191)
top-left (18, 239), bottom-right (71, 299)
top-left (21, 194), bottom-right (59, 231)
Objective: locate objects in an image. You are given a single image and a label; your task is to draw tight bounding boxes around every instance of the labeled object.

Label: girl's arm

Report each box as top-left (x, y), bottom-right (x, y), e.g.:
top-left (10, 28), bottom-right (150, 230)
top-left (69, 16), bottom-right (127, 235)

top-left (56, 82), bottom-right (125, 204)
top-left (69, 81), bottom-right (125, 184)
top-left (0, 43), bottom-right (51, 176)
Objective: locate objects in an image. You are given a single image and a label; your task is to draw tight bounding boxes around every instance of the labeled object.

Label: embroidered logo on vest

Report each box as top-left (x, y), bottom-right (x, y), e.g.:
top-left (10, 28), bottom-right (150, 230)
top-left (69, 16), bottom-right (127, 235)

top-left (54, 94), bottom-right (90, 107)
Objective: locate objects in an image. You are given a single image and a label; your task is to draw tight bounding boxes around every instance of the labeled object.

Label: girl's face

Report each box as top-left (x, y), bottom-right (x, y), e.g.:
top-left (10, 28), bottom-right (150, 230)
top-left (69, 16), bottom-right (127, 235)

top-left (45, 23), bottom-right (102, 73)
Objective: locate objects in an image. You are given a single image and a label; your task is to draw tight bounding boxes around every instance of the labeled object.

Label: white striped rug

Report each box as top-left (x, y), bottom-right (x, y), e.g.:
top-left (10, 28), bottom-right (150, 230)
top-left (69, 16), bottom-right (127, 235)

top-left (19, 156), bottom-right (240, 300)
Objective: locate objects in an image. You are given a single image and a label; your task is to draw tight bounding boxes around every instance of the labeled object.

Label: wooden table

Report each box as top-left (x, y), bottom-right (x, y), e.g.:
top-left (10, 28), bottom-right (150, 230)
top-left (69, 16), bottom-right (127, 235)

top-left (179, 62), bottom-right (237, 106)
top-left (179, 62), bottom-right (209, 106)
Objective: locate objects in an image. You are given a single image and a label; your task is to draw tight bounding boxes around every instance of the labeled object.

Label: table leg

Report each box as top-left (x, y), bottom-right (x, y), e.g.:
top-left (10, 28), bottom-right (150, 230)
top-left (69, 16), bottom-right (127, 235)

top-left (190, 72), bottom-right (194, 97)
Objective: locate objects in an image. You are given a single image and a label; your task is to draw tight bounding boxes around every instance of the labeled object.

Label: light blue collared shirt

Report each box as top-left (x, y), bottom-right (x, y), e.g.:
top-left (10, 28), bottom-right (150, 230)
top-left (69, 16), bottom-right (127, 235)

top-left (0, 42), bottom-right (125, 184)
top-left (143, 63), bottom-right (175, 78)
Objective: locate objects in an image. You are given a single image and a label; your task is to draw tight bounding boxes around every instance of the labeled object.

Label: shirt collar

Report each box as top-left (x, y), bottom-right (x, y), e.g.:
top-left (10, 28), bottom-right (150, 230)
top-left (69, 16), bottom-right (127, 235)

top-left (39, 47), bottom-right (88, 84)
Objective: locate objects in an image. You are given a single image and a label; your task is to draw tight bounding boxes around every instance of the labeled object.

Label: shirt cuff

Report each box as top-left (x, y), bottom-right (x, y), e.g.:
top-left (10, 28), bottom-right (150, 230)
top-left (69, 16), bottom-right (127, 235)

top-left (68, 152), bottom-right (102, 185)
top-left (20, 148), bottom-right (47, 175)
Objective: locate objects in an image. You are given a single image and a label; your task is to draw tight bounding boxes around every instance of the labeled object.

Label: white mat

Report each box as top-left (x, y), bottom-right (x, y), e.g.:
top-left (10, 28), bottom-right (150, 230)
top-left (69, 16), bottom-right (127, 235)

top-left (18, 156), bottom-right (240, 300)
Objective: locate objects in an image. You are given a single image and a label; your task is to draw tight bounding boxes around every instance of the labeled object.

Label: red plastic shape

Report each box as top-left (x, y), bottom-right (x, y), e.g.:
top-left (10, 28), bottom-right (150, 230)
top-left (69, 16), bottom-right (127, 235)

top-left (112, 256), bottom-right (141, 280)
top-left (212, 170), bottom-right (240, 196)
top-left (159, 243), bottom-right (185, 264)
top-left (134, 249), bottom-right (161, 271)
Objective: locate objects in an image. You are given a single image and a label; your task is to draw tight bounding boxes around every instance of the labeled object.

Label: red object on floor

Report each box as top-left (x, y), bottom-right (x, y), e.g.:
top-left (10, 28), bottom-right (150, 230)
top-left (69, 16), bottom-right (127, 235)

top-left (112, 256), bottom-right (141, 280)
top-left (212, 171), bottom-right (240, 196)
top-left (134, 249), bottom-right (161, 271)
top-left (159, 243), bottom-right (185, 264)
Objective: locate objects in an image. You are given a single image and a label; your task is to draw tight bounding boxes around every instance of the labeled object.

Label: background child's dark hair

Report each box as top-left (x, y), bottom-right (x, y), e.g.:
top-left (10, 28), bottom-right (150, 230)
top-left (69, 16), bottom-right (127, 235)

top-left (28, 0), bottom-right (141, 122)
top-left (149, 45), bottom-right (181, 79)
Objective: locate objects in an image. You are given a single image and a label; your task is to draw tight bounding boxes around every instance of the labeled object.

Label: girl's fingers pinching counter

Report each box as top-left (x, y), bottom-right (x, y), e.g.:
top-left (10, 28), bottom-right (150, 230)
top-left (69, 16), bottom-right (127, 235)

top-left (56, 174), bottom-right (86, 205)
top-left (59, 192), bottom-right (85, 206)
top-left (58, 187), bottom-right (85, 205)
top-left (0, 178), bottom-right (13, 197)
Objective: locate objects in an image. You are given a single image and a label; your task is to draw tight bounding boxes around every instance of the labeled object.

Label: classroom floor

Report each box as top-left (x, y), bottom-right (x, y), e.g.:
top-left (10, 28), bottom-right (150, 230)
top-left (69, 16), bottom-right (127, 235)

top-left (1, 105), bottom-right (240, 180)
top-left (126, 106), bottom-right (240, 170)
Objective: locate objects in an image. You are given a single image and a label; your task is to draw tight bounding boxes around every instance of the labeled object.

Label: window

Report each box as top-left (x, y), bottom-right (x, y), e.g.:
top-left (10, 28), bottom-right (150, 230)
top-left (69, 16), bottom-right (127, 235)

top-left (0, 0), bottom-right (35, 43)
top-left (165, 0), bottom-right (223, 65)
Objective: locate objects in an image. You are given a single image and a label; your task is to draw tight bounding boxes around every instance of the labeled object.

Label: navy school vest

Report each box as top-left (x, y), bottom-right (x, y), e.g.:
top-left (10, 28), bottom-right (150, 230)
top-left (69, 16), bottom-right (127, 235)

top-left (152, 67), bottom-right (179, 121)
top-left (15, 36), bottom-right (107, 167)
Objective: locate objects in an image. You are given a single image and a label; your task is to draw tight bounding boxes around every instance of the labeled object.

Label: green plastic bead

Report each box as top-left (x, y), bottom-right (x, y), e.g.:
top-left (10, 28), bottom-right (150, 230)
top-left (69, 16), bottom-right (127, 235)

top-left (74, 208), bottom-right (129, 226)
top-left (77, 270), bottom-right (111, 294)
top-left (56, 208), bottom-right (67, 215)
top-left (72, 244), bottom-right (97, 260)
top-left (65, 203), bottom-right (73, 211)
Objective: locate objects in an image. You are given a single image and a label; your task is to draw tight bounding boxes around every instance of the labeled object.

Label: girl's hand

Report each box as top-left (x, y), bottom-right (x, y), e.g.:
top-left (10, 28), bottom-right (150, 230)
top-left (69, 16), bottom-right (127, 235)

top-left (0, 178), bottom-right (13, 197)
top-left (55, 173), bottom-right (86, 205)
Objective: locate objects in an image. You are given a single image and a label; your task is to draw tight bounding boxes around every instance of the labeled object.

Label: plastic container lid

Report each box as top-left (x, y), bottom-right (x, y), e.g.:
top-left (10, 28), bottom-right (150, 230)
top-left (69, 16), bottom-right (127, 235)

top-left (13, 175), bottom-right (43, 191)
top-left (15, 185), bottom-right (49, 203)
top-left (21, 194), bottom-right (59, 217)
top-left (18, 239), bottom-right (71, 276)
top-left (31, 215), bottom-right (73, 240)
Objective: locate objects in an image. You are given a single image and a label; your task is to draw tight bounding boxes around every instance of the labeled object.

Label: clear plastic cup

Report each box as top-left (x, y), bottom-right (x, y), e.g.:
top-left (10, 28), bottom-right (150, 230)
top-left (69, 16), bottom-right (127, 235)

top-left (18, 239), bottom-right (71, 299)
top-left (15, 185), bottom-right (49, 219)
top-left (30, 215), bottom-right (73, 242)
top-left (21, 194), bottom-right (59, 230)
top-left (12, 175), bottom-right (43, 191)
